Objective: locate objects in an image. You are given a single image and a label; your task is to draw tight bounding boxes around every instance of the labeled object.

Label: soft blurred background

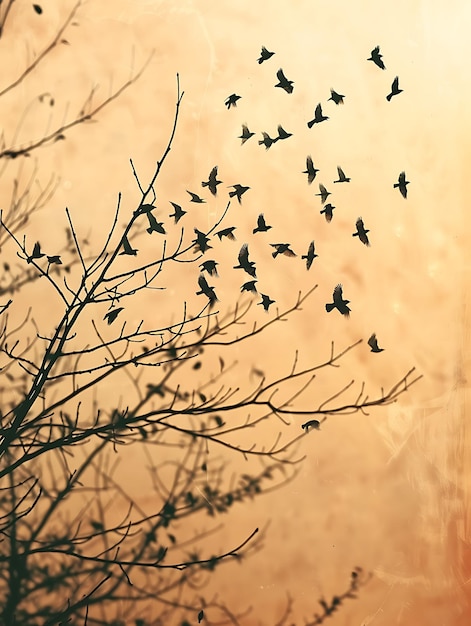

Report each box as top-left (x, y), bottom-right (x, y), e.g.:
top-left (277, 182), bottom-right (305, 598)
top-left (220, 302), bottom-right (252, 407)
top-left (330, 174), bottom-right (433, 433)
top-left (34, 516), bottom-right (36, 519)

top-left (1, 0), bottom-right (470, 623)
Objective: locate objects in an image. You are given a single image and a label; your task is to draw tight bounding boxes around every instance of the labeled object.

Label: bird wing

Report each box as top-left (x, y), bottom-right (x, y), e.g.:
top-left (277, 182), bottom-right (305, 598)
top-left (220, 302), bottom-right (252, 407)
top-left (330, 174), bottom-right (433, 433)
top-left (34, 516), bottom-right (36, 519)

top-left (338, 166), bottom-right (345, 179)
top-left (257, 214), bottom-right (266, 228)
top-left (356, 217), bottom-right (364, 231)
top-left (319, 183), bottom-right (326, 194)
top-left (368, 333), bottom-right (377, 349)
top-left (333, 284), bottom-right (343, 302)
top-left (315, 103), bottom-right (322, 116)
top-left (392, 76), bottom-right (399, 90)
top-left (277, 68), bottom-right (286, 82)
top-left (238, 243), bottom-right (249, 264)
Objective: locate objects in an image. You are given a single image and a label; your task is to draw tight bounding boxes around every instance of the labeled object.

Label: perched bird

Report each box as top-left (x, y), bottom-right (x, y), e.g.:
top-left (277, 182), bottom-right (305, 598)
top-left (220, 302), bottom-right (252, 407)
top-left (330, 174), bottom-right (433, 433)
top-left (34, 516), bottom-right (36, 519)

top-left (233, 243), bottom-right (256, 277)
top-left (47, 255), bottom-right (62, 265)
top-left (368, 333), bottom-right (384, 353)
top-left (334, 166), bottom-right (350, 183)
top-left (199, 259), bottom-right (219, 276)
top-left (368, 45), bottom-right (385, 70)
top-left (193, 228), bottom-right (212, 254)
top-left (169, 201), bottom-right (186, 223)
top-left (386, 76), bottom-right (403, 101)
top-left (215, 226), bottom-right (236, 240)
top-left (352, 217), bottom-right (370, 246)
top-left (307, 104), bottom-right (328, 128)
top-left (119, 233), bottom-right (137, 256)
top-left (325, 284), bottom-right (350, 317)
top-left (225, 93), bottom-right (241, 108)
top-left (301, 419), bottom-right (321, 432)
top-left (146, 212), bottom-right (166, 235)
top-left (394, 171), bottom-right (409, 198)
top-left (187, 190), bottom-right (205, 203)
top-left (241, 279), bottom-right (258, 294)
top-left (253, 213), bottom-right (272, 233)
top-left (258, 131), bottom-right (278, 150)
top-left (228, 184), bottom-right (250, 204)
top-left (270, 243), bottom-right (296, 258)
top-left (316, 183), bottom-right (331, 203)
top-left (302, 241), bottom-right (318, 270)
top-left (258, 45), bottom-right (275, 64)
top-left (275, 68), bottom-right (294, 93)
top-left (26, 241), bottom-right (45, 263)
top-left (196, 274), bottom-right (218, 307)
top-left (303, 156), bottom-right (319, 184)
top-left (275, 125), bottom-right (292, 141)
top-left (328, 88), bottom-right (345, 105)
top-left (258, 293), bottom-right (275, 311)
top-left (320, 203), bottom-right (335, 222)
top-left (201, 166), bottom-right (222, 196)
top-left (239, 124), bottom-right (255, 145)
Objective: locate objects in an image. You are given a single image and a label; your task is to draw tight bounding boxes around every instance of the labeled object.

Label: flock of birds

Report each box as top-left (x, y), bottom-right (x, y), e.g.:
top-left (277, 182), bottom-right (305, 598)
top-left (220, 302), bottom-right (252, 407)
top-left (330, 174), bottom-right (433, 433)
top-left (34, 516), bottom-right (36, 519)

top-left (118, 46), bottom-right (408, 354)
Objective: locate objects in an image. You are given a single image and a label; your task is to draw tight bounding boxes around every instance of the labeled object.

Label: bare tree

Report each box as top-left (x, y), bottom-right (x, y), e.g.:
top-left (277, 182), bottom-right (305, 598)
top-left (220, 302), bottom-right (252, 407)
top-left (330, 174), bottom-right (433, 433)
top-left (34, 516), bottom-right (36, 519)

top-left (0, 4), bottom-right (422, 625)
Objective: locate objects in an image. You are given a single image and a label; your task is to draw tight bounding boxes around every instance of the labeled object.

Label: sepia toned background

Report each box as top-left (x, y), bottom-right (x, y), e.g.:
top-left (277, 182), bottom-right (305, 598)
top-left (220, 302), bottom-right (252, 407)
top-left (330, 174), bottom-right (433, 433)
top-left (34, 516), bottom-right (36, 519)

top-left (1, 0), bottom-right (470, 623)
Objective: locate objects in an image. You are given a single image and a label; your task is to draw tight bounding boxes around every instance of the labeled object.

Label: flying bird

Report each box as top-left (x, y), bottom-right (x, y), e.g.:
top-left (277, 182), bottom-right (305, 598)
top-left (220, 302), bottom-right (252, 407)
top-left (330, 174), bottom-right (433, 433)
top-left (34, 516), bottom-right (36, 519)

top-left (303, 156), bottom-right (319, 184)
top-left (275, 125), bottom-right (292, 141)
top-left (169, 201), bottom-right (186, 223)
top-left (368, 45), bottom-right (385, 70)
top-left (239, 124), bottom-right (255, 145)
top-left (199, 259), bottom-right (219, 276)
top-left (196, 274), bottom-right (218, 307)
top-left (301, 419), bottom-right (321, 432)
top-left (320, 203), bottom-right (335, 222)
top-left (307, 104), bottom-right (328, 128)
top-left (119, 233), bottom-right (137, 256)
top-left (316, 183), bottom-right (331, 203)
top-left (258, 293), bottom-right (275, 311)
top-left (368, 333), bottom-right (384, 353)
top-left (258, 131), bottom-right (278, 149)
top-left (225, 93), bottom-right (241, 109)
top-left (253, 213), bottom-right (272, 233)
top-left (328, 88), bottom-right (345, 105)
top-left (240, 279), bottom-right (258, 294)
top-left (334, 166), bottom-right (350, 183)
top-left (386, 76), bottom-right (403, 101)
top-left (201, 166), bottom-right (222, 195)
top-left (325, 284), bottom-right (351, 317)
top-left (302, 241), bottom-right (318, 270)
top-left (26, 241), bottom-right (45, 263)
top-left (258, 45), bottom-right (275, 64)
top-left (193, 228), bottom-right (212, 254)
top-left (233, 243), bottom-right (256, 277)
top-left (104, 307), bottom-right (124, 325)
top-left (228, 184), bottom-right (250, 204)
top-left (352, 217), bottom-right (370, 246)
top-left (146, 212), bottom-right (166, 235)
top-left (215, 226), bottom-right (236, 240)
top-left (394, 171), bottom-right (409, 198)
top-left (270, 243), bottom-right (296, 258)
top-left (187, 190), bottom-right (205, 203)
top-left (275, 68), bottom-right (294, 93)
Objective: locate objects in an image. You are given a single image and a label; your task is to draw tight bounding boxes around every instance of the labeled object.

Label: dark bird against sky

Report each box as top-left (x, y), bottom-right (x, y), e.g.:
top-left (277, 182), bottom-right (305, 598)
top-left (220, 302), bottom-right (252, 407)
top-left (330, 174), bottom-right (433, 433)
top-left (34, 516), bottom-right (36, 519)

top-left (328, 88), bottom-right (345, 105)
top-left (302, 241), bottom-right (318, 270)
top-left (334, 166), bottom-right (350, 183)
top-left (368, 45), bottom-right (386, 70)
top-left (275, 68), bottom-right (294, 93)
top-left (199, 259), bottom-right (219, 276)
top-left (228, 184), bottom-right (250, 203)
top-left (201, 166), bottom-right (222, 196)
top-left (239, 124), bottom-right (255, 145)
top-left (196, 274), bottom-right (218, 307)
top-left (258, 293), bottom-right (275, 311)
top-left (187, 190), bottom-right (205, 203)
top-left (193, 228), bottom-right (212, 254)
top-left (325, 284), bottom-right (351, 317)
top-left (352, 217), bottom-right (370, 246)
top-left (26, 241), bottom-right (45, 263)
top-left (215, 226), bottom-right (236, 240)
top-left (258, 131), bottom-right (278, 149)
top-left (320, 203), bottom-right (335, 222)
top-left (169, 201), bottom-right (186, 223)
top-left (241, 279), bottom-right (258, 294)
top-left (303, 155), bottom-right (319, 184)
top-left (275, 124), bottom-right (292, 141)
top-left (119, 233), bottom-right (137, 256)
top-left (316, 183), bottom-right (331, 203)
top-left (258, 45), bottom-right (275, 64)
top-left (253, 213), bottom-right (272, 233)
top-left (146, 212), bottom-right (166, 235)
top-left (307, 103), bottom-right (328, 128)
top-left (394, 171), bottom-right (409, 198)
top-left (225, 93), bottom-right (241, 108)
top-left (270, 243), bottom-right (296, 258)
top-left (368, 333), bottom-right (384, 353)
top-left (386, 76), bottom-right (403, 101)
top-left (234, 243), bottom-right (256, 277)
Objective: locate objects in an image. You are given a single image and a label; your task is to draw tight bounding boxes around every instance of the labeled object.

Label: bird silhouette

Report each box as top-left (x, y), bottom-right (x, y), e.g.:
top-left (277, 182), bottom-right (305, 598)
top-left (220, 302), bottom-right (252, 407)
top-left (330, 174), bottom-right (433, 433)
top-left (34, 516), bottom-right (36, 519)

top-left (228, 184), bottom-right (250, 204)
top-left (334, 166), bottom-right (350, 183)
top-left (47, 255), bottom-right (62, 265)
top-left (239, 124), bottom-right (255, 145)
top-left (104, 307), bottom-right (124, 325)
top-left (275, 125), bottom-right (292, 141)
top-left (307, 104), bottom-right (328, 128)
top-left (253, 213), bottom-right (272, 233)
top-left (368, 333), bottom-right (384, 353)
top-left (303, 156), bottom-right (319, 184)
top-left (258, 293), bottom-right (275, 311)
top-left (386, 76), bottom-right (402, 101)
top-left (368, 45), bottom-right (385, 70)
top-left (241, 279), bottom-right (258, 294)
top-left (352, 217), bottom-right (370, 246)
top-left (193, 228), bottom-right (212, 254)
top-left (26, 241), bottom-right (45, 263)
top-left (270, 243), bottom-right (296, 258)
top-left (119, 233), bottom-right (137, 256)
top-left (301, 419), bottom-right (321, 432)
top-left (233, 243), bottom-right (256, 277)
top-left (215, 226), bottom-right (236, 240)
top-left (202, 166), bottom-right (222, 195)
top-left (275, 68), bottom-right (294, 93)
top-left (258, 131), bottom-right (278, 150)
top-left (187, 190), bottom-right (205, 203)
top-left (146, 212), bottom-right (166, 235)
top-left (258, 45), bottom-right (275, 64)
top-left (394, 171), bottom-right (409, 198)
top-left (302, 241), bottom-right (318, 269)
top-left (320, 203), bottom-right (335, 222)
top-left (196, 274), bottom-right (218, 307)
top-left (169, 201), bottom-right (186, 223)
top-left (225, 93), bottom-right (241, 109)
top-left (325, 284), bottom-right (350, 317)
top-left (316, 183), bottom-right (331, 203)
top-left (328, 88), bottom-right (345, 105)
top-left (199, 259), bottom-right (219, 276)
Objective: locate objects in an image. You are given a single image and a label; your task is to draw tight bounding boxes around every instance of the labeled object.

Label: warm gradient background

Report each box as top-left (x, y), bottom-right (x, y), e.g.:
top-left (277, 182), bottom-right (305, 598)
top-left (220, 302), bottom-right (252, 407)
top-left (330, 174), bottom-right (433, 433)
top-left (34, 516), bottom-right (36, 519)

top-left (2, 0), bottom-right (470, 624)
